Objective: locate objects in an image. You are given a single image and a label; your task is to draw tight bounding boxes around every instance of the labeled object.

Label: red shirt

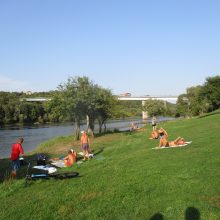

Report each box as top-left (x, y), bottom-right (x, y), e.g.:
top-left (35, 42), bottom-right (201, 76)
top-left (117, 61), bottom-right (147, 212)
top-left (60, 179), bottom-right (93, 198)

top-left (11, 143), bottom-right (24, 160)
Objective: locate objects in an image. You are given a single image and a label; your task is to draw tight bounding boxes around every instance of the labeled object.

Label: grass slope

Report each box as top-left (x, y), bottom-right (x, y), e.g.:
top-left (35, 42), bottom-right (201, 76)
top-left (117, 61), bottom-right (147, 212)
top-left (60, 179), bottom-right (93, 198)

top-left (0, 111), bottom-right (220, 220)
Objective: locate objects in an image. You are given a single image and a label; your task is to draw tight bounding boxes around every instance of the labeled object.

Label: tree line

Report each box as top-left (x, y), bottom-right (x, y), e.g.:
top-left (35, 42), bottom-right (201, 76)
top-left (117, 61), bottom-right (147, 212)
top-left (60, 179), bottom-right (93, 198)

top-left (0, 76), bottom-right (143, 138)
top-left (176, 75), bottom-right (220, 117)
top-left (1, 75), bottom-right (219, 136)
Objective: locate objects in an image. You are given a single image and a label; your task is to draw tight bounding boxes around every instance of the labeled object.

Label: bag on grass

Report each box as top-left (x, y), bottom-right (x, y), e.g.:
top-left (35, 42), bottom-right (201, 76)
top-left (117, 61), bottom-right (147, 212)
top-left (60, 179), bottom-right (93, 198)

top-left (36, 153), bottom-right (46, 165)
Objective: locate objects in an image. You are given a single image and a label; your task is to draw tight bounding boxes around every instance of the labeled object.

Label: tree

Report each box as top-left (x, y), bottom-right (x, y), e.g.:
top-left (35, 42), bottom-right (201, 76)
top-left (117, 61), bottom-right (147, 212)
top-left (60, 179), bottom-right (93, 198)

top-left (142, 100), bottom-right (166, 117)
top-left (58, 76), bottom-right (93, 140)
top-left (176, 94), bottom-right (190, 117)
top-left (199, 75), bottom-right (220, 111)
top-left (94, 87), bottom-right (116, 133)
top-left (44, 92), bottom-right (66, 122)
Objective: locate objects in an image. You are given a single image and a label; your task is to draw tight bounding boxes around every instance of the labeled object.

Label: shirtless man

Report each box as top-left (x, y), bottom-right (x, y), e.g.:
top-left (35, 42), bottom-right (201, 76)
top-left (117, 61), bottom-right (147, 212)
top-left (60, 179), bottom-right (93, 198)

top-left (80, 131), bottom-right (90, 161)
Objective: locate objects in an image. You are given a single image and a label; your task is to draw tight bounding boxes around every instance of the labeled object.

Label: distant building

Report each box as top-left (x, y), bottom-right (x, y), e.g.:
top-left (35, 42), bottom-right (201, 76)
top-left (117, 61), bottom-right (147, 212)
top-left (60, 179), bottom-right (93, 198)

top-left (120, 92), bottom-right (131, 97)
top-left (23, 91), bottom-right (33, 95)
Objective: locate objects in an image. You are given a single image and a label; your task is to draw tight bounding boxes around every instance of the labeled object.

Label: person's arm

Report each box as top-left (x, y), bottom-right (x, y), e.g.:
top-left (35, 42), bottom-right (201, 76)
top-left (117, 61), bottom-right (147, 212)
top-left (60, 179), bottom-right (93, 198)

top-left (19, 144), bottom-right (24, 156)
top-left (88, 137), bottom-right (91, 151)
top-left (164, 129), bottom-right (168, 138)
top-left (80, 137), bottom-right (83, 148)
top-left (88, 137), bottom-right (90, 146)
top-left (63, 155), bottom-right (69, 161)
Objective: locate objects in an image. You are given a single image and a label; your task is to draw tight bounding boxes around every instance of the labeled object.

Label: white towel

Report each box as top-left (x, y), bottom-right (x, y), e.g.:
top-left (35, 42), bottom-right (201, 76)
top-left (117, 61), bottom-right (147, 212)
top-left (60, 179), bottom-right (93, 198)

top-left (32, 166), bottom-right (57, 174)
top-left (78, 152), bottom-right (94, 158)
top-left (152, 141), bottom-right (192, 149)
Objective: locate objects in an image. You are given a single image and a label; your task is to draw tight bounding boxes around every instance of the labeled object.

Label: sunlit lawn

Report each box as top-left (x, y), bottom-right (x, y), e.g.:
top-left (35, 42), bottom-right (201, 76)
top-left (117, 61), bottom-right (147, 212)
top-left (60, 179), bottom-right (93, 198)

top-left (0, 111), bottom-right (220, 219)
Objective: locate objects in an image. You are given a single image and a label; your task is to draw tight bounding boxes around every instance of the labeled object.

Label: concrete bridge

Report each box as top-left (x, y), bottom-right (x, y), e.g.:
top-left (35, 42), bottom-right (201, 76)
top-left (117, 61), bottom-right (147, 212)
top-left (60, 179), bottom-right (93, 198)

top-left (20, 97), bottom-right (52, 102)
top-left (118, 96), bottom-right (178, 119)
top-left (20, 95), bottom-right (178, 119)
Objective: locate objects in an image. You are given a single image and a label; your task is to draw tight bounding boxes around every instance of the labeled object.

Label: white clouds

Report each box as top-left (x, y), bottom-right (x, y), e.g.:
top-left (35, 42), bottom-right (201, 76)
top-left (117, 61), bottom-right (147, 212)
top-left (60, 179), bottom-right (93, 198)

top-left (0, 74), bottom-right (30, 92)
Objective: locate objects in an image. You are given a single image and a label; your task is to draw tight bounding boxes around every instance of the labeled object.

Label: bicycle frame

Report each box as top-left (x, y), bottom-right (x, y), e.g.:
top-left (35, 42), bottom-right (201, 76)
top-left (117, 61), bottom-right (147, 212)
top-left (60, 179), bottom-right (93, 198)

top-left (25, 162), bottom-right (79, 185)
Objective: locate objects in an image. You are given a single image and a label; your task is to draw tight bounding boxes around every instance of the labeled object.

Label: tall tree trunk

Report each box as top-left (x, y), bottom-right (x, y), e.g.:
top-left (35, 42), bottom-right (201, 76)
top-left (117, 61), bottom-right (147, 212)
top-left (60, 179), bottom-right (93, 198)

top-left (104, 121), bottom-right (107, 132)
top-left (98, 119), bottom-right (102, 134)
top-left (74, 120), bottom-right (80, 140)
top-left (88, 116), bottom-right (95, 137)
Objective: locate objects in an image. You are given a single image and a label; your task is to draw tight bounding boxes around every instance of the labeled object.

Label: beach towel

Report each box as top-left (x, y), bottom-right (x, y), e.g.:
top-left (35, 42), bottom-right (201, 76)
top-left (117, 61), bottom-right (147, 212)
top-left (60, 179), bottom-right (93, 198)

top-left (78, 152), bottom-right (94, 158)
top-left (32, 165), bottom-right (57, 174)
top-left (152, 141), bottom-right (192, 149)
top-left (50, 160), bottom-right (66, 168)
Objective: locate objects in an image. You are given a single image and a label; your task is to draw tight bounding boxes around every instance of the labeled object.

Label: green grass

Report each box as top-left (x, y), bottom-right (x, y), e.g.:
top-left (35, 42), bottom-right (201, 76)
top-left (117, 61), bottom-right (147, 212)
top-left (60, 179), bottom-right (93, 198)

top-left (0, 111), bottom-right (220, 219)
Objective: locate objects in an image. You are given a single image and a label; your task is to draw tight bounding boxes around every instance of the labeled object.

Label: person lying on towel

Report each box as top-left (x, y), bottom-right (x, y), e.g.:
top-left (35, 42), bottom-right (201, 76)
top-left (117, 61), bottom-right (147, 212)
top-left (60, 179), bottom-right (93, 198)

top-left (168, 137), bottom-right (186, 147)
top-left (159, 137), bottom-right (187, 148)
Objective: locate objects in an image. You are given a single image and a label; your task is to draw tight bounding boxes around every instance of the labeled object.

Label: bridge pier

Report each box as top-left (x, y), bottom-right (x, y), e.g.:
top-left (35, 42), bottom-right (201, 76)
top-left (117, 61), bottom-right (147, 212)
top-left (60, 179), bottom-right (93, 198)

top-left (142, 101), bottom-right (148, 120)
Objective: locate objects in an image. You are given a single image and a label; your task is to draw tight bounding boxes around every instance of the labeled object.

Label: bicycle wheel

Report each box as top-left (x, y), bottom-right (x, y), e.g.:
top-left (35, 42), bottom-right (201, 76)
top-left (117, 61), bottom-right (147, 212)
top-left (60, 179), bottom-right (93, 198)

top-left (50, 172), bottom-right (79, 179)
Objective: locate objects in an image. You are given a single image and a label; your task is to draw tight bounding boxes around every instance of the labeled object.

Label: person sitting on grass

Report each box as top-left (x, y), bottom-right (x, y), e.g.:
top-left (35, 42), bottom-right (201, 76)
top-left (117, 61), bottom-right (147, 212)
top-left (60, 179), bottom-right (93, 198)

top-left (149, 130), bottom-right (159, 139)
top-left (158, 127), bottom-right (169, 147)
top-left (158, 127), bottom-right (168, 138)
top-left (130, 122), bottom-right (138, 131)
top-left (63, 150), bottom-right (77, 167)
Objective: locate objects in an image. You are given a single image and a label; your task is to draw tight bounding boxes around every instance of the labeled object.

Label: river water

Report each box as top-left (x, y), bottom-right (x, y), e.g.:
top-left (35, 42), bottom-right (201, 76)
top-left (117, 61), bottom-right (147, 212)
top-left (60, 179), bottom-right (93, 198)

top-left (0, 117), bottom-right (175, 159)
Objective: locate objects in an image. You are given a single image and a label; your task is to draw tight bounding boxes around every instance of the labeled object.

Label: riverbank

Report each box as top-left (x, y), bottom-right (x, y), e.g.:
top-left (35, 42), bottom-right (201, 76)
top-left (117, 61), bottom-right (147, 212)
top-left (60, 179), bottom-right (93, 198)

top-left (0, 116), bottom-right (175, 159)
top-left (0, 111), bottom-right (219, 219)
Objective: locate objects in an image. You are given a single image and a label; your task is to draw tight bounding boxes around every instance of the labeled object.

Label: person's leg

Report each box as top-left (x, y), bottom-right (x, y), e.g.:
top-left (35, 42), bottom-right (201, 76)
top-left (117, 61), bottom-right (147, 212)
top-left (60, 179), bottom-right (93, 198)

top-left (83, 150), bottom-right (86, 160)
top-left (173, 137), bottom-right (181, 145)
top-left (159, 138), bottom-right (163, 147)
top-left (11, 160), bottom-right (19, 179)
top-left (85, 146), bottom-right (90, 160)
top-left (11, 170), bottom-right (16, 178)
top-left (64, 159), bottom-right (68, 166)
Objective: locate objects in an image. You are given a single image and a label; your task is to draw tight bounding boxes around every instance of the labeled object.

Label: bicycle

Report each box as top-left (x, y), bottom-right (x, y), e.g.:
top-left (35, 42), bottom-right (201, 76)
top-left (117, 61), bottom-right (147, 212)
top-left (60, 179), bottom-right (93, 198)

top-left (25, 162), bottom-right (79, 186)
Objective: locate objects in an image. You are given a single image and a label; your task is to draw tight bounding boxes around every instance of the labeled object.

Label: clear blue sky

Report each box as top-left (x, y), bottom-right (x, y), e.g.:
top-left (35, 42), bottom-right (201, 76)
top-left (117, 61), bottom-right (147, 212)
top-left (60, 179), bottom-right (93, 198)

top-left (0, 0), bottom-right (219, 96)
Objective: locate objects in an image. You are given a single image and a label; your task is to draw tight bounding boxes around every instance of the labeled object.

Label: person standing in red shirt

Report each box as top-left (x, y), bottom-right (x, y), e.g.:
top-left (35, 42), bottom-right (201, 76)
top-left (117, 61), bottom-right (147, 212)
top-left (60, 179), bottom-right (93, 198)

top-left (11, 137), bottom-right (25, 178)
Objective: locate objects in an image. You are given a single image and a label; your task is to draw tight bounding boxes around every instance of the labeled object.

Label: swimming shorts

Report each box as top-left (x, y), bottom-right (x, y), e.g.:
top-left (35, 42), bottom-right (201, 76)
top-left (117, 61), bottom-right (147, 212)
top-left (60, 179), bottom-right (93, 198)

top-left (82, 143), bottom-right (89, 151)
top-left (11, 159), bottom-right (20, 171)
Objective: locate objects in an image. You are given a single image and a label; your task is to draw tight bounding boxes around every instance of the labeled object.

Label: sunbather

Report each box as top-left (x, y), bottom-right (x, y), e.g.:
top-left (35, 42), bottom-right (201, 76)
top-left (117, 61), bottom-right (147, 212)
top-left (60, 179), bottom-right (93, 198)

top-left (158, 127), bottom-right (168, 138)
top-left (63, 150), bottom-right (77, 167)
top-left (149, 130), bottom-right (159, 139)
top-left (158, 127), bottom-right (169, 147)
top-left (159, 137), bottom-right (187, 147)
top-left (168, 137), bottom-right (186, 147)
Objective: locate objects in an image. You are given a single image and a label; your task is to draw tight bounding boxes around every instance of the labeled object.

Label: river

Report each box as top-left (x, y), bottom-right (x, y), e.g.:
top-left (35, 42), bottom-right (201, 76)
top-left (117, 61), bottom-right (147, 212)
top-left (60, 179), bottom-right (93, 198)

top-left (0, 117), bottom-right (175, 159)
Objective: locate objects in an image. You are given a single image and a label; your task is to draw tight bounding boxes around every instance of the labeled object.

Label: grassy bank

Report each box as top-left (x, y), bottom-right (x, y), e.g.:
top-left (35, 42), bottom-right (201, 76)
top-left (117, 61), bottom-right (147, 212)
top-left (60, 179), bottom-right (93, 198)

top-left (0, 111), bottom-right (220, 219)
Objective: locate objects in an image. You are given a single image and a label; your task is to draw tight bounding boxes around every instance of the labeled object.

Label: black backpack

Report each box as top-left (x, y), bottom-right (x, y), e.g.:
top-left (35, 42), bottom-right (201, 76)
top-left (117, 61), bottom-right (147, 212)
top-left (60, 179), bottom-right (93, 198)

top-left (36, 153), bottom-right (46, 165)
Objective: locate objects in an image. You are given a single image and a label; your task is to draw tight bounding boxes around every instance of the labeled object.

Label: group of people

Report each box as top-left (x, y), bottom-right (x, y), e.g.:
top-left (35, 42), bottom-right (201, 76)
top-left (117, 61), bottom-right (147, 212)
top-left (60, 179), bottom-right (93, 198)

top-left (10, 116), bottom-right (187, 178)
top-left (150, 127), bottom-right (186, 148)
top-left (149, 116), bottom-right (187, 147)
top-left (63, 130), bottom-right (91, 166)
top-left (10, 130), bottom-right (92, 179)
top-left (130, 122), bottom-right (139, 131)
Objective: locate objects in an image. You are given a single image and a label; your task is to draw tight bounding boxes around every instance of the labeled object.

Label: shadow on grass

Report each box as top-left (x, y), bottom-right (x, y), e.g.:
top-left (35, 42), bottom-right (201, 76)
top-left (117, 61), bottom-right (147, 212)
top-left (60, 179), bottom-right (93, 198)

top-left (185, 207), bottom-right (200, 220)
top-left (150, 213), bottom-right (164, 220)
top-left (0, 153), bottom-right (51, 183)
top-left (149, 207), bottom-right (200, 220)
